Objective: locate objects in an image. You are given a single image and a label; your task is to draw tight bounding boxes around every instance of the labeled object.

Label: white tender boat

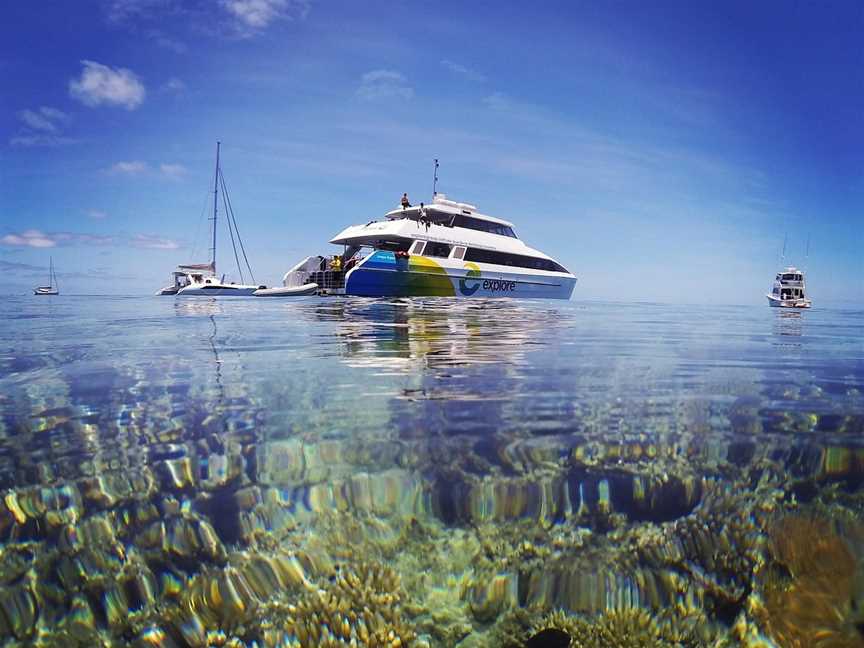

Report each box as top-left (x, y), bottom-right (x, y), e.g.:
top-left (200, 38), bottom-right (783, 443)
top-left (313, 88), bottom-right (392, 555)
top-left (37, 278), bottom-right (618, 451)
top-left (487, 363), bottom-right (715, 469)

top-left (766, 266), bottom-right (812, 308)
top-left (34, 257), bottom-right (59, 295)
top-left (161, 142), bottom-right (264, 297)
top-left (312, 193), bottom-right (576, 299)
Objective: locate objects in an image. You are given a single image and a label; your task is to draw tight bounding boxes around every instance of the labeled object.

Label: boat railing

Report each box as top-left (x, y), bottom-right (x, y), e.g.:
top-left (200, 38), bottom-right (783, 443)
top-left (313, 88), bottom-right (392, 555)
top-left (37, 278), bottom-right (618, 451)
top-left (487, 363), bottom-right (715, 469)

top-left (309, 270), bottom-right (345, 291)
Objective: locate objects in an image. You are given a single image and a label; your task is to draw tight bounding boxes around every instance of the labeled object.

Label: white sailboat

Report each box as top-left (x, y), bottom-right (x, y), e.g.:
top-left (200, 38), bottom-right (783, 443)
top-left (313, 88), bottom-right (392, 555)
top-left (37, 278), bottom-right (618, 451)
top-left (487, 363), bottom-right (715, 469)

top-left (34, 257), bottom-right (59, 295)
top-left (166, 142), bottom-right (263, 297)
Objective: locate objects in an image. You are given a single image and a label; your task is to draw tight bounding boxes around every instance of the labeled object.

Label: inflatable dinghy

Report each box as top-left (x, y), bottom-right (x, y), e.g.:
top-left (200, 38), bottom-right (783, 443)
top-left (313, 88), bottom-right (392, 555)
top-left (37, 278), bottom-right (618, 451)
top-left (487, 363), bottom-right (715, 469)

top-left (253, 283), bottom-right (318, 297)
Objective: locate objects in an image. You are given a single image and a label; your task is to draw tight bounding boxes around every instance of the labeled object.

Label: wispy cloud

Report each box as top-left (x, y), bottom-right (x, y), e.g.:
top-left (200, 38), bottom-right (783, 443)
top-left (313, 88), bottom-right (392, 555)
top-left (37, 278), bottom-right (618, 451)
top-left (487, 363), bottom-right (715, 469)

top-left (1, 229), bottom-right (180, 251)
top-left (108, 160), bottom-right (149, 175)
top-left (482, 91), bottom-right (513, 111)
top-left (131, 234), bottom-right (180, 250)
top-left (69, 60), bottom-right (146, 110)
top-left (1, 230), bottom-right (57, 248)
top-left (17, 107), bottom-right (67, 132)
top-left (9, 134), bottom-right (78, 147)
top-left (160, 163), bottom-right (187, 179)
top-left (104, 0), bottom-right (171, 24)
top-left (10, 107), bottom-right (76, 147)
top-left (356, 70), bottom-right (413, 101)
top-left (149, 30), bottom-right (187, 53)
top-left (0, 230), bottom-right (114, 249)
top-left (161, 77), bottom-right (186, 93)
top-left (441, 60), bottom-right (485, 83)
top-left (86, 209), bottom-right (109, 220)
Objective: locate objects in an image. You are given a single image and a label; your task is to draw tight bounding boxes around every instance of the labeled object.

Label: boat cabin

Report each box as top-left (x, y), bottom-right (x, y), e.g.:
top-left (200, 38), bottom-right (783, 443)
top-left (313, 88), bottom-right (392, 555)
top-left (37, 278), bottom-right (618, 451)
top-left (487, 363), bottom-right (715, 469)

top-left (771, 267), bottom-right (807, 301)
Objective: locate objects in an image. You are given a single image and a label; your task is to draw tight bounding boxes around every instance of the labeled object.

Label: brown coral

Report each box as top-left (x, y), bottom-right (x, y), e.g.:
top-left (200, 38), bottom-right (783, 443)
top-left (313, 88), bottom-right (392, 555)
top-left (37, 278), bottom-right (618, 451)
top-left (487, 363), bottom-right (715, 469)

top-left (758, 514), bottom-right (864, 648)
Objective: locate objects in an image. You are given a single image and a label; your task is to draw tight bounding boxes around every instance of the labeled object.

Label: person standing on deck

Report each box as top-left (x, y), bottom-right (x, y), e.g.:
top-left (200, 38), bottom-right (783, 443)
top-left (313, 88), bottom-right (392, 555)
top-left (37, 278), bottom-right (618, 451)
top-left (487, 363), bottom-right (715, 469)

top-left (401, 193), bottom-right (411, 209)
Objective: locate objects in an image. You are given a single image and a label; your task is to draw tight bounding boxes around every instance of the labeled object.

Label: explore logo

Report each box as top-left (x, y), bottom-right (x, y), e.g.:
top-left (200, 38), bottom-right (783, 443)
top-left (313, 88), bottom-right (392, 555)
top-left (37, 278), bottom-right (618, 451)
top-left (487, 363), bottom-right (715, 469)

top-left (458, 262), bottom-right (481, 296)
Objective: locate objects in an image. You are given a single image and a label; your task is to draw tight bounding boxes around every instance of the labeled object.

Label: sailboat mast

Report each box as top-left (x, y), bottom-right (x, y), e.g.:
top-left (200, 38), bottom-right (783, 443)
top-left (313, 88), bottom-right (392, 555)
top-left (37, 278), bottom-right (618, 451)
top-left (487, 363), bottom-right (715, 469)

top-left (211, 141), bottom-right (221, 273)
top-left (49, 257), bottom-right (53, 286)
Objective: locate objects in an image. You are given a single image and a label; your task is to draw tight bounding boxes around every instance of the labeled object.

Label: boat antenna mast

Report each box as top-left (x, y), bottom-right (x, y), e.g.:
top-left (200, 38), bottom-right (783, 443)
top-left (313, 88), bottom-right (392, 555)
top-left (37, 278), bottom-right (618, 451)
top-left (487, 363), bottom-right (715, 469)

top-left (211, 141), bottom-right (220, 274)
top-left (432, 158), bottom-right (439, 199)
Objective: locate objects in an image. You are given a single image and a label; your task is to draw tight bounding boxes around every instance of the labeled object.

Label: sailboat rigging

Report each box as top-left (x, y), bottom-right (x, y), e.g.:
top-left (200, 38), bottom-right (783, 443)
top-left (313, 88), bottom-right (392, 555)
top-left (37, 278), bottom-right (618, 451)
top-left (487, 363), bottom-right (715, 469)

top-left (157, 142), bottom-right (263, 296)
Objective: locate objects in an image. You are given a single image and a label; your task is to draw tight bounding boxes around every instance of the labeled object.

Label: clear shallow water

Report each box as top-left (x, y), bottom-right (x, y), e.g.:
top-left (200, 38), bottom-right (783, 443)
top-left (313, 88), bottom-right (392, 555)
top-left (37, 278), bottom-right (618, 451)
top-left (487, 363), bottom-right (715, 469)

top-left (0, 296), bottom-right (862, 647)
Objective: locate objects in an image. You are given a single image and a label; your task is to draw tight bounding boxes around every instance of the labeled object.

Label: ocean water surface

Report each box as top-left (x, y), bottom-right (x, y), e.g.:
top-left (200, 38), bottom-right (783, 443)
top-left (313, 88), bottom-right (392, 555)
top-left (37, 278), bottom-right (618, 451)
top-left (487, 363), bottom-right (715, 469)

top-left (0, 296), bottom-right (862, 647)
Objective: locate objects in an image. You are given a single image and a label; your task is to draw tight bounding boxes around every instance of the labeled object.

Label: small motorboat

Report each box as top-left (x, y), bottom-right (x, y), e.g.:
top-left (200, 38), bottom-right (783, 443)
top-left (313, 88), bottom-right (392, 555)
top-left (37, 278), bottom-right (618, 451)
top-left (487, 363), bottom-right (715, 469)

top-left (766, 266), bottom-right (812, 308)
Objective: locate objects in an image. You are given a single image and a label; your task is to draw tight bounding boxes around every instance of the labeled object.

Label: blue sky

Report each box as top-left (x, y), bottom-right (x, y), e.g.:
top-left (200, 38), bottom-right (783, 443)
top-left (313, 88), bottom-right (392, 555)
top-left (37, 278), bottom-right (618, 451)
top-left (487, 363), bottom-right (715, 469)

top-left (1, 0), bottom-right (862, 304)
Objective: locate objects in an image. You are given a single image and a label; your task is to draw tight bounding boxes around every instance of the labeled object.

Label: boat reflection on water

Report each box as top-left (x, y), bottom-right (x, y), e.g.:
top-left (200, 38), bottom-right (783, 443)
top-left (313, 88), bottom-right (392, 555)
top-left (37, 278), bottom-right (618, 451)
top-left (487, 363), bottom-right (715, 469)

top-left (319, 298), bottom-right (539, 370)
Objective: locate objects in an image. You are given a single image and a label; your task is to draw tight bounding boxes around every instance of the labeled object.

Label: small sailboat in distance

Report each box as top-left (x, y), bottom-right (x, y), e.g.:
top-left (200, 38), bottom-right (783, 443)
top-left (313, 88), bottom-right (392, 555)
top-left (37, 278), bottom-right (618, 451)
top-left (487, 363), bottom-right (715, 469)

top-left (34, 257), bottom-right (59, 295)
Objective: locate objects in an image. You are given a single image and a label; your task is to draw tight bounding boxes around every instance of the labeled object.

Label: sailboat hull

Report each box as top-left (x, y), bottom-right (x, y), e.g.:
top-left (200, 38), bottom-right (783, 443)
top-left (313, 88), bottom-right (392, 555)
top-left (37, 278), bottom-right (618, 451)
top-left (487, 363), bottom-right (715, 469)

top-left (34, 287), bottom-right (59, 295)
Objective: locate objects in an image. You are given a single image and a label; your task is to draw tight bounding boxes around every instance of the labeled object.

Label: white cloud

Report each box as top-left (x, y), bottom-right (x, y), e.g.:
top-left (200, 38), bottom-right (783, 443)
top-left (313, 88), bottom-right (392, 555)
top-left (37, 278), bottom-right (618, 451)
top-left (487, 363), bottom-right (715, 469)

top-left (87, 209), bottom-right (109, 220)
top-left (222, 0), bottom-right (284, 28)
top-left (160, 163), bottom-right (187, 179)
top-left (221, 0), bottom-right (308, 34)
top-left (1, 230), bottom-right (57, 248)
top-left (109, 160), bottom-right (149, 175)
top-left (356, 70), bottom-right (414, 101)
top-left (441, 60), bottom-right (486, 83)
top-left (0, 230), bottom-right (114, 248)
top-left (131, 234), bottom-right (180, 250)
top-left (69, 60), bottom-right (146, 110)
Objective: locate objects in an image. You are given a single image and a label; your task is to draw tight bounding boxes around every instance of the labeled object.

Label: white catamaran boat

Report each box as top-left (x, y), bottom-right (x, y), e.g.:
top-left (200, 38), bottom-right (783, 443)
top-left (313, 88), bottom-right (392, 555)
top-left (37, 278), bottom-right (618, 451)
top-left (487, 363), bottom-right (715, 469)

top-left (34, 257), bottom-right (59, 295)
top-left (306, 193), bottom-right (576, 299)
top-left (159, 142), bottom-right (264, 297)
top-left (766, 266), bottom-right (812, 308)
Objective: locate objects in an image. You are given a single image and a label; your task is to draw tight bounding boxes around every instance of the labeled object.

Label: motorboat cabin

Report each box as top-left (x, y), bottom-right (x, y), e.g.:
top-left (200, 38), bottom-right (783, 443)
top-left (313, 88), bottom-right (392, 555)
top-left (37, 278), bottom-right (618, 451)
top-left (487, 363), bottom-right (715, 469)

top-left (311, 194), bottom-right (576, 299)
top-left (766, 266), bottom-right (812, 308)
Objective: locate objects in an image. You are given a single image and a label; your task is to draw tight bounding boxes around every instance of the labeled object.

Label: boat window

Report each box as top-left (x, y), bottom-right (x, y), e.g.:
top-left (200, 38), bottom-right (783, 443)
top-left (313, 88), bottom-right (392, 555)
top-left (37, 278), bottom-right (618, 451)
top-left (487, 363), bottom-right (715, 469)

top-left (782, 273), bottom-right (798, 281)
top-left (452, 214), bottom-right (517, 238)
top-left (464, 248), bottom-right (567, 272)
top-left (409, 240), bottom-right (426, 255)
top-left (451, 246), bottom-right (466, 260)
top-left (424, 242), bottom-right (452, 258)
